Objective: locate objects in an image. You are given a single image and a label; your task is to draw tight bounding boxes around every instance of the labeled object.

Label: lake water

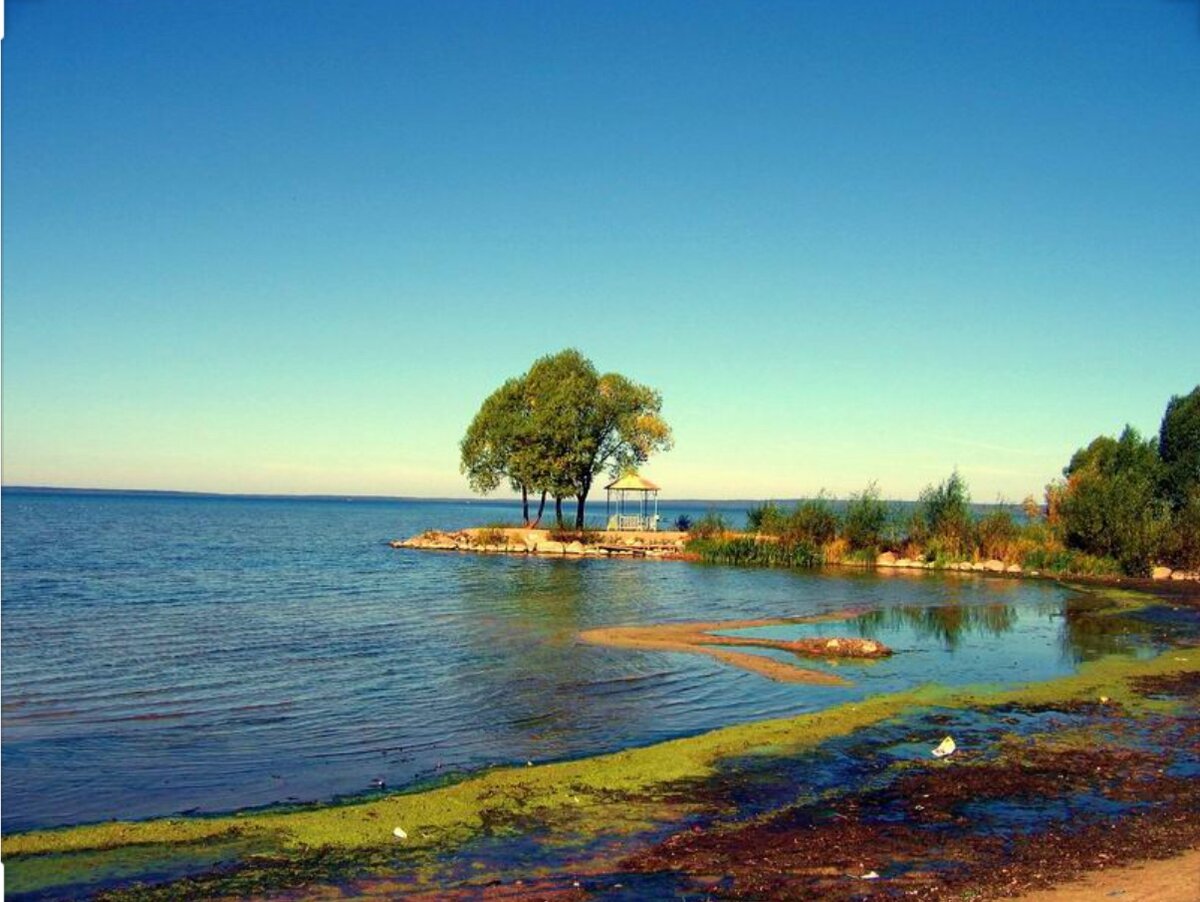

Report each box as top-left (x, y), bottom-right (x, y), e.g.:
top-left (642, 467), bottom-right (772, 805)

top-left (0, 490), bottom-right (1155, 833)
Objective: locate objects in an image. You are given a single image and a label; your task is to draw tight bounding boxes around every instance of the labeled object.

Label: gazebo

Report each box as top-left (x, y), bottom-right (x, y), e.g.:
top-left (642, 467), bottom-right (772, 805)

top-left (605, 472), bottom-right (661, 531)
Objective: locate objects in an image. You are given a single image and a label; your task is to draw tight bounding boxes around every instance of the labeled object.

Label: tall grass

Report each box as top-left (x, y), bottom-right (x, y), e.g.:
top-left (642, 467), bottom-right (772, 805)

top-left (689, 536), bottom-right (824, 568)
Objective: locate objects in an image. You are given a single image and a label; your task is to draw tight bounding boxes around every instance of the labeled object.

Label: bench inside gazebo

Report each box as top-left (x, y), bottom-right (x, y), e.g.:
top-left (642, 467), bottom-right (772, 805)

top-left (605, 473), bottom-right (661, 531)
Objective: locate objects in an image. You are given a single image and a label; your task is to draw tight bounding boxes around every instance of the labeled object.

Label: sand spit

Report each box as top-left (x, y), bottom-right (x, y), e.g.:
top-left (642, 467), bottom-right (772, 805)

top-left (579, 615), bottom-right (891, 684)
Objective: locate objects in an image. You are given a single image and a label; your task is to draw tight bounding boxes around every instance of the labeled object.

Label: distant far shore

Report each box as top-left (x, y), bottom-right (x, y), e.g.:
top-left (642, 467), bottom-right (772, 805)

top-left (0, 484), bottom-right (1014, 507)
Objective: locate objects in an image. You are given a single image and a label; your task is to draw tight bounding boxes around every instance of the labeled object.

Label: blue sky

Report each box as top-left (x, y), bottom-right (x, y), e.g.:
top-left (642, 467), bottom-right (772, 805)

top-left (3, 0), bottom-right (1198, 500)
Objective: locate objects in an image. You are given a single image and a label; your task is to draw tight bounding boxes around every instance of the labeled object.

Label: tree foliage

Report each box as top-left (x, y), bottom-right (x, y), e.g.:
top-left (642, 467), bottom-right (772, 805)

top-left (843, 482), bottom-right (889, 551)
top-left (1057, 426), bottom-right (1169, 576)
top-left (916, 470), bottom-right (972, 557)
top-left (1159, 385), bottom-right (1200, 511)
top-left (460, 349), bottom-right (672, 528)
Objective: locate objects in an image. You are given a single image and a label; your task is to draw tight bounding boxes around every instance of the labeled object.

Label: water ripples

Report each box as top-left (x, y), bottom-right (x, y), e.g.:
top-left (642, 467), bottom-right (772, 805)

top-left (2, 492), bottom-right (1089, 832)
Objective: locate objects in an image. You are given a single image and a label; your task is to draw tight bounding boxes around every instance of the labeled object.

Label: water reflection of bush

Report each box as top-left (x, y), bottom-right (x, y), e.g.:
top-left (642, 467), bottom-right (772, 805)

top-left (854, 604), bottom-right (1019, 650)
top-left (853, 595), bottom-right (1150, 662)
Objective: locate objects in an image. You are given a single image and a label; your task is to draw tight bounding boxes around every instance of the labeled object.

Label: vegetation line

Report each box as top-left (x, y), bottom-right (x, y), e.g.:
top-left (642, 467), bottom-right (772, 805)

top-left (682, 386), bottom-right (1200, 579)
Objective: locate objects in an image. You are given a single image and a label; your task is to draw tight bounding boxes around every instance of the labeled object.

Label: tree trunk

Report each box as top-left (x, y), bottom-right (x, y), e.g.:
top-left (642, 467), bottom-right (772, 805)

top-left (521, 486), bottom-right (530, 526)
top-left (530, 491), bottom-right (547, 528)
top-left (575, 488), bottom-right (590, 530)
top-left (555, 495), bottom-right (564, 529)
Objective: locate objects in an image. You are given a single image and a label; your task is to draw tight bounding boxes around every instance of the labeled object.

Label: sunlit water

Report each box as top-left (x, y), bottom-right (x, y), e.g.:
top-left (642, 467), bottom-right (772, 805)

top-left (0, 491), bottom-right (1160, 832)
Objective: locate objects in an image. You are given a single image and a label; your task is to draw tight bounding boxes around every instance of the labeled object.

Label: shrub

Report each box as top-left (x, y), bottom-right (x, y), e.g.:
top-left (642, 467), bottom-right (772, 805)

top-left (746, 501), bottom-right (786, 534)
top-left (844, 482), bottom-right (888, 550)
top-left (748, 496), bottom-right (840, 546)
top-left (689, 510), bottom-right (729, 540)
top-left (673, 514), bottom-right (693, 532)
top-left (976, 508), bottom-right (1020, 561)
top-left (781, 495), bottom-right (840, 546)
top-left (917, 470), bottom-right (973, 558)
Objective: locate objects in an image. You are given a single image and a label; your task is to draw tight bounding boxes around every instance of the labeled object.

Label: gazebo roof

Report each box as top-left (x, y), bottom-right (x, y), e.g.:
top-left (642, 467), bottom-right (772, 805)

top-left (605, 473), bottom-right (661, 492)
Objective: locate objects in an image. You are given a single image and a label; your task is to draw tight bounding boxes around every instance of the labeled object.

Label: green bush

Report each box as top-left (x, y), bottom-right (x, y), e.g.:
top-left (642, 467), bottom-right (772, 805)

top-left (917, 470), bottom-right (973, 557)
top-left (746, 501), bottom-right (786, 534)
top-left (844, 482), bottom-right (888, 550)
top-left (975, 508), bottom-right (1019, 561)
top-left (747, 496), bottom-right (840, 546)
top-left (782, 496), bottom-right (840, 546)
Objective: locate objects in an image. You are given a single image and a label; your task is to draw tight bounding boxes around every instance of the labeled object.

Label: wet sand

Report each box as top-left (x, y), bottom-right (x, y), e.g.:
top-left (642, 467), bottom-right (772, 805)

top-left (1014, 849), bottom-right (1200, 902)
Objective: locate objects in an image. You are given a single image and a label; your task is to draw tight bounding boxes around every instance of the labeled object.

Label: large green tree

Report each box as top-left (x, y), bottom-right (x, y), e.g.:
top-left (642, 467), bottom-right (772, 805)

top-left (459, 375), bottom-right (558, 527)
top-left (524, 349), bottom-right (673, 529)
top-left (1159, 385), bottom-right (1200, 511)
top-left (462, 349), bottom-right (672, 530)
top-left (1058, 426), bottom-right (1169, 575)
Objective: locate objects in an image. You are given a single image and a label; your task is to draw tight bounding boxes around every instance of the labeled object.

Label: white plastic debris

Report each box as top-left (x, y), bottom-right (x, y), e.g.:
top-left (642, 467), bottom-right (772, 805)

top-left (393, 826), bottom-right (408, 839)
top-left (932, 736), bottom-right (957, 758)
top-left (860, 870), bottom-right (880, 880)
top-left (1099, 695), bottom-right (1110, 704)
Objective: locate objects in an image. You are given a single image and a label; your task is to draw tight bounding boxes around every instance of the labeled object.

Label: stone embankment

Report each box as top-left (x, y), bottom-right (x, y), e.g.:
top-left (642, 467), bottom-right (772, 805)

top-left (391, 527), bottom-right (687, 559)
top-left (872, 550), bottom-right (1026, 574)
top-left (871, 551), bottom-right (1199, 581)
top-left (393, 529), bottom-right (1200, 581)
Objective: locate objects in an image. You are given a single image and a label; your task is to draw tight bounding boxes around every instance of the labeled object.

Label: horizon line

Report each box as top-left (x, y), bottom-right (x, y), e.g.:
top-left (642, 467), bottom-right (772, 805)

top-left (0, 484), bottom-right (1011, 506)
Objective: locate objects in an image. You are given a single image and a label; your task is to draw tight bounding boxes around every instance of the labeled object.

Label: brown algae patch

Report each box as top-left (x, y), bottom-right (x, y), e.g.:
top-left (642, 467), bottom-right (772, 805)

top-left (578, 614), bottom-right (891, 685)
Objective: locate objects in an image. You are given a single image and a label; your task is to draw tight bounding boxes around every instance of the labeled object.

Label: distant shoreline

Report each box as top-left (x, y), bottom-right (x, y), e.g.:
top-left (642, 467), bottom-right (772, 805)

top-left (0, 485), bottom-right (523, 504)
top-left (1, 484), bottom-right (1011, 508)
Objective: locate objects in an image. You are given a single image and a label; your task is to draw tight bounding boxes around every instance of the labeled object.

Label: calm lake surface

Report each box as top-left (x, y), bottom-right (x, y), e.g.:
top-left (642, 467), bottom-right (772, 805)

top-left (0, 491), bottom-right (1156, 833)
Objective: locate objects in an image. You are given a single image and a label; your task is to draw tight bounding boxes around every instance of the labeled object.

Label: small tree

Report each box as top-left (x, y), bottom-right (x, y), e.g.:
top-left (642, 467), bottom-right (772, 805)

top-left (844, 482), bottom-right (889, 550)
top-left (917, 470), bottom-right (973, 557)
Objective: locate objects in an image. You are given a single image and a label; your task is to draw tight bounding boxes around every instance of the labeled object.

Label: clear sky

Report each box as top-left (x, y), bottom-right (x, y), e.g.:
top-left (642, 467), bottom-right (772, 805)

top-left (3, 0), bottom-right (1198, 501)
